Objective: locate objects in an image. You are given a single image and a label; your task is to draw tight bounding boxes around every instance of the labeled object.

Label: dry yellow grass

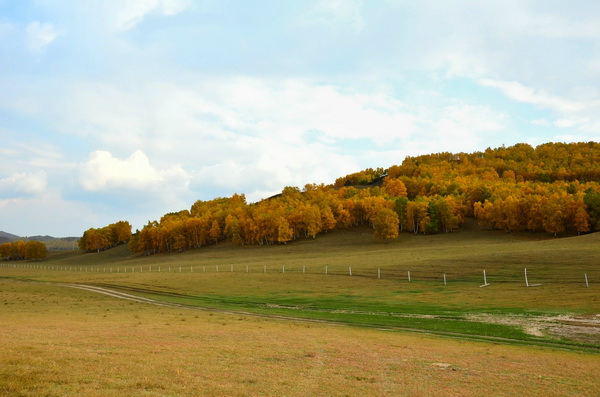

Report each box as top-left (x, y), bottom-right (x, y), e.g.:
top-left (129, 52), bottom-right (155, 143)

top-left (1, 279), bottom-right (599, 396)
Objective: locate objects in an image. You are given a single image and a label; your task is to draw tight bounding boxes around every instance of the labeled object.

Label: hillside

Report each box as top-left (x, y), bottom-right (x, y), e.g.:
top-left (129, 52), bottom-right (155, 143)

top-left (0, 231), bottom-right (19, 244)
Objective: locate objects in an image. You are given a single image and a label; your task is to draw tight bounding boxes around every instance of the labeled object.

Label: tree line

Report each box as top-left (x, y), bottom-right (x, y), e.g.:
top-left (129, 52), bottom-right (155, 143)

top-left (0, 240), bottom-right (47, 261)
top-left (80, 142), bottom-right (600, 255)
top-left (127, 177), bottom-right (467, 255)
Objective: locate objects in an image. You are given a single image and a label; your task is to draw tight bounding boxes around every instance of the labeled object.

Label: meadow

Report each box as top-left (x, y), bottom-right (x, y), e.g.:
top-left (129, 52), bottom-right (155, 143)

top-left (1, 220), bottom-right (600, 395)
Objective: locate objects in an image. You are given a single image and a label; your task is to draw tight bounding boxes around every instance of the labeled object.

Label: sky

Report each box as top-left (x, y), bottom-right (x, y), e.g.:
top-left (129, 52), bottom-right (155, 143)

top-left (1, 0), bottom-right (600, 237)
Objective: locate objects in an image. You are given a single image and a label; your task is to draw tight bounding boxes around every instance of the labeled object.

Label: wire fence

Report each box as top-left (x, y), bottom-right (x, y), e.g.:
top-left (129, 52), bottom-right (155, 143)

top-left (0, 262), bottom-right (596, 288)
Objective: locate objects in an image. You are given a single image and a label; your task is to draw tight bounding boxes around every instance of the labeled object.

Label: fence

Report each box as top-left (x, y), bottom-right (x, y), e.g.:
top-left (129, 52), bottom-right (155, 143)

top-left (0, 262), bottom-right (595, 288)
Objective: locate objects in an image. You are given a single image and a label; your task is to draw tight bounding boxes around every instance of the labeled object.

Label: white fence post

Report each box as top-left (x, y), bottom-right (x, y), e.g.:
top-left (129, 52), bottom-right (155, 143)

top-left (585, 273), bottom-right (589, 288)
top-left (378, 268), bottom-right (381, 279)
top-left (480, 270), bottom-right (490, 287)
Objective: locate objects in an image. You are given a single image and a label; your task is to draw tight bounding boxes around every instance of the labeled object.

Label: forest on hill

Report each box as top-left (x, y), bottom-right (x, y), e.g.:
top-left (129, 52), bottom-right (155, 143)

top-left (78, 142), bottom-right (600, 255)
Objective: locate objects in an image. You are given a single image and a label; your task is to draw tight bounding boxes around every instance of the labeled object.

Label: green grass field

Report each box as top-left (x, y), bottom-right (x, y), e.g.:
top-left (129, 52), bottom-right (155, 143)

top-left (2, 220), bottom-right (600, 395)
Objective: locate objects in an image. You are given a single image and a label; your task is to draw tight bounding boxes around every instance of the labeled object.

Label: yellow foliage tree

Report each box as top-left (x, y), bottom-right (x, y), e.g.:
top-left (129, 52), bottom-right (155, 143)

top-left (277, 218), bottom-right (293, 244)
top-left (373, 208), bottom-right (399, 241)
top-left (383, 177), bottom-right (408, 197)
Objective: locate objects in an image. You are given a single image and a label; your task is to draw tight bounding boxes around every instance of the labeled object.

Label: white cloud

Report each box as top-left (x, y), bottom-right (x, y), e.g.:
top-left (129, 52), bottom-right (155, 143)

top-left (192, 140), bottom-right (359, 202)
top-left (53, 78), bottom-right (417, 151)
top-left (79, 150), bottom-right (190, 194)
top-left (304, 0), bottom-right (365, 33)
top-left (0, 191), bottom-right (99, 236)
top-left (26, 21), bottom-right (61, 51)
top-left (554, 118), bottom-right (578, 129)
top-left (419, 104), bottom-right (508, 153)
top-left (479, 78), bottom-right (600, 135)
top-left (0, 171), bottom-right (48, 197)
top-left (516, 9), bottom-right (600, 39)
top-left (108, 0), bottom-right (191, 31)
top-left (479, 79), bottom-right (588, 114)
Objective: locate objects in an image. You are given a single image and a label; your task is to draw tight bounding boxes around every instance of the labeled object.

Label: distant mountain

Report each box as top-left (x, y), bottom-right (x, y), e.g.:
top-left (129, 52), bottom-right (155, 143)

top-left (0, 231), bottom-right (20, 244)
top-left (0, 231), bottom-right (79, 250)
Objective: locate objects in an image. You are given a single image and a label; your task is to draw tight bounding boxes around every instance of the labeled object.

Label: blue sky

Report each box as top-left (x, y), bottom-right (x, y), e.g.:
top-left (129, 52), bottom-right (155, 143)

top-left (1, 0), bottom-right (599, 236)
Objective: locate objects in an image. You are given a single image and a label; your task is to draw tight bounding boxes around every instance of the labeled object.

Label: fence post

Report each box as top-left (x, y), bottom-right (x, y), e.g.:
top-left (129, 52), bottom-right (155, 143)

top-left (525, 268), bottom-right (529, 287)
top-left (378, 268), bottom-right (381, 279)
top-left (585, 273), bottom-right (589, 288)
top-left (325, 265), bottom-right (328, 275)
top-left (480, 270), bottom-right (490, 287)
top-left (408, 271), bottom-right (411, 282)
top-left (349, 266), bottom-right (352, 276)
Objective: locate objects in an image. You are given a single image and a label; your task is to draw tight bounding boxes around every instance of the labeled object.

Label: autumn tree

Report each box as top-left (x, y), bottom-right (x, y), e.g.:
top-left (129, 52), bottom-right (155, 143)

top-left (373, 208), bottom-right (399, 241)
top-left (0, 243), bottom-right (11, 259)
top-left (277, 218), bottom-right (293, 244)
top-left (210, 220), bottom-right (221, 244)
top-left (384, 177), bottom-right (408, 197)
top-left (24, 241), bottom-right (47, 260)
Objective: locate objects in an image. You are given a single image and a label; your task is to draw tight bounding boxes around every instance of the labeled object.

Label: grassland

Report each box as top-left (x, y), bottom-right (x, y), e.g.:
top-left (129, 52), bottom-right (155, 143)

top-left (1, 220), bottom-right (600, 395)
